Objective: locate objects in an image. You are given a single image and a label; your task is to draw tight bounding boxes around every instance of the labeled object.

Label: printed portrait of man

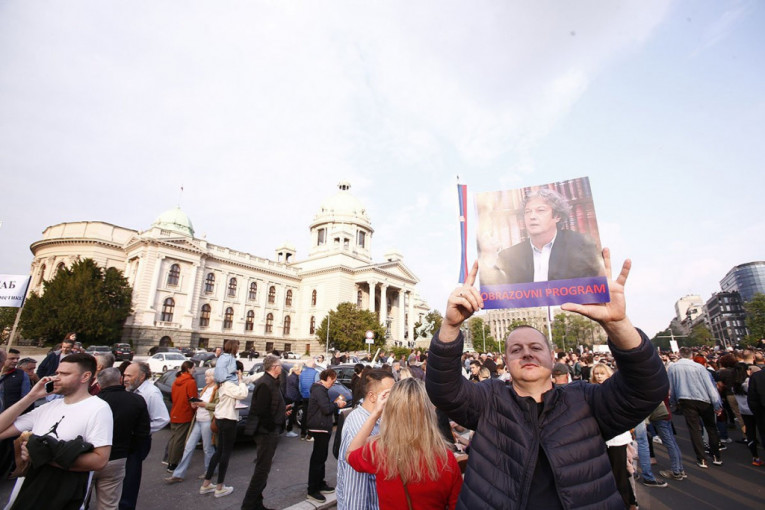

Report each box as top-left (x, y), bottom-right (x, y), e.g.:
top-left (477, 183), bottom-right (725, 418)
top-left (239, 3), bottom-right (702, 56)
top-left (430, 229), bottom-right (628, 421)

top-left (480, 187), bottom-right (605, 286)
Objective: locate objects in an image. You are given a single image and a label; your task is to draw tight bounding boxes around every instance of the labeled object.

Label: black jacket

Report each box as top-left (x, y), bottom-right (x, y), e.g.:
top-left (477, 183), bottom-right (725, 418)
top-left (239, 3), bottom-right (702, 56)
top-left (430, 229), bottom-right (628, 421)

top-left (306, 382), bottom-right (337, 433)
top-left (426, 329), bottom-right (668, 510)
top-left (246, 372), bottom-right (286, 435)
top-left (36, 351), bottom-right (63, 379)
top-left (97, 385), bottom-right (151, 460)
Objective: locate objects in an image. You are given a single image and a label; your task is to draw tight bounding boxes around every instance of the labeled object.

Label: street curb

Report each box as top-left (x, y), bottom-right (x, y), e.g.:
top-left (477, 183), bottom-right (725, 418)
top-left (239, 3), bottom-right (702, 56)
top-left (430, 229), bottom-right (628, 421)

top-left (281, 492), bottom-right (336, 510)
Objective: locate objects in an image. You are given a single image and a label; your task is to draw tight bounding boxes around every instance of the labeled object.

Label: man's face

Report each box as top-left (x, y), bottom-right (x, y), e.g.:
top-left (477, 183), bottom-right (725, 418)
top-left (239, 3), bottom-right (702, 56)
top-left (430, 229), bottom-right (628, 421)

top-left (21, 363), bottom-right (36, 378)
top-left (470, 364), bottom-right (480, 375)
top-left (523, 198), bottom-right (560, 239)
top-left (61, 341), bottom-right (74, 355)
top-left (505, 328), bottom-right (555, 385)
top-left (53, 361), bottom-right (90, 396)
top-left (5, 353), bottom-right (19, 370)
top-left (123, 364), bottom-right (144, 392)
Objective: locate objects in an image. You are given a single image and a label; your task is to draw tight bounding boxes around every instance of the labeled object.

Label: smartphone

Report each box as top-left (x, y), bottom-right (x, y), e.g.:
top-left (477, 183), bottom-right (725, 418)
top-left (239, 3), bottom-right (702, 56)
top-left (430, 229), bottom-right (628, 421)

top-left (189, 397), bottom-right (202, 403)
top-left (45, 380), bottom-right (55, 393)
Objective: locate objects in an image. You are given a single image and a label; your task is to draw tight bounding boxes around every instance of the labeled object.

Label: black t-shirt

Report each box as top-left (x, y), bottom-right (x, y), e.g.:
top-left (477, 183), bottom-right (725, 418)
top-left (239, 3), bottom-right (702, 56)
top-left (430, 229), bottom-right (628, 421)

top-left (527, 402), bottom-right (564, 510)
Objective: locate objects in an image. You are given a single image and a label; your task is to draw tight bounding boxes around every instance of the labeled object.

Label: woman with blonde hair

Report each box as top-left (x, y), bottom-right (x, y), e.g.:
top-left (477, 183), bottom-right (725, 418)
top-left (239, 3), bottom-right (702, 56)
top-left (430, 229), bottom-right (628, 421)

top-left (284, 362), bottom-right (304, 438)
top-left (591, 363), bottom-right (638, 510)
top-left (346, 378), bottom-right (462, 510)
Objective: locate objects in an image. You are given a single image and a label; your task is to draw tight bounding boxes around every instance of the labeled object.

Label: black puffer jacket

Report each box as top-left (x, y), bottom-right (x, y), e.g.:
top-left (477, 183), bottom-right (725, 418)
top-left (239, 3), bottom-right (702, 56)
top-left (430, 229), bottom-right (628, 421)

top-left (426, 329), bottom-right (668, 510)
top-left (306, 382), bottom-right (337, 432)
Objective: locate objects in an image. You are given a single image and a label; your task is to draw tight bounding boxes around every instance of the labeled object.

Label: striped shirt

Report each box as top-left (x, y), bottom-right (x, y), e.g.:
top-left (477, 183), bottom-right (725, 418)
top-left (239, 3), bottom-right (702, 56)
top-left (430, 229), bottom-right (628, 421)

top-left (337, 405), bottom-right (380, 510)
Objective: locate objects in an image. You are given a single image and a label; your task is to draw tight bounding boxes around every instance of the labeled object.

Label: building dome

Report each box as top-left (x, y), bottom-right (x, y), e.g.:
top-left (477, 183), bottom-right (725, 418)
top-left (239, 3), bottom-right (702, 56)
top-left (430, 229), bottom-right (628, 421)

top-left (152, 206), bottom-right (195, 237)
top-left (311, 181), bottom-right (372, 230)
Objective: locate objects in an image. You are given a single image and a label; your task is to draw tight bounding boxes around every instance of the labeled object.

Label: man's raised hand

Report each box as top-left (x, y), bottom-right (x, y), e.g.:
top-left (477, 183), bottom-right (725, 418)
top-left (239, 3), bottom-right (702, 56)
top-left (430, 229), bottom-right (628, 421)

top-left (441, 261), bottom-right (484, 343)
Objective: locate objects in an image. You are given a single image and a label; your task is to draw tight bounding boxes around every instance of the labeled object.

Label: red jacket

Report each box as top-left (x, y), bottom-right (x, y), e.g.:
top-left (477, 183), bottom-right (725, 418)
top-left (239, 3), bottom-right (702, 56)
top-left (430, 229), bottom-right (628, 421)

top-left (171, 372), bottom-right (198, 423)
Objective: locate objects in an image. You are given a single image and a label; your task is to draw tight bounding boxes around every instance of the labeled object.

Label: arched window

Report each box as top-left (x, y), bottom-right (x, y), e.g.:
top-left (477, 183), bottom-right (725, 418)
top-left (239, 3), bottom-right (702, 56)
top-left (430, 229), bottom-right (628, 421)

top-left (245, 310), bottom-right (254, 331)
top-left (56, 262), bottom-right (66, 273)
top-left (199, 304), bottom-right (211, 327)
top-left (285, 289), bottom-right (293, 307)
top-left (161, 297), bottom-right (175, 322)
top-left (223, 307), bottom-right (234, 329)
top-left (310, 316), bottom-right (316, 335)
top-left (228, 278), bottom-right (238, 298)
top-left (38, 264), bottom-right (46, 285)
top-left (204, 273), bottom-right (215, 293)
top-left (268, 286), bottom-right (276, 304)
top-left (311, 290), bottom-right (317, 306)
top-left (249, 282), bottom-right (257, 301)
top-left (283, 316), bottom-right (291, 335)
top-left (357, 290), bottom-right (363, 307)
top-left (265, 313), bottom-right (274, 333)
top-left (167, 263), bottom-right (180, 286)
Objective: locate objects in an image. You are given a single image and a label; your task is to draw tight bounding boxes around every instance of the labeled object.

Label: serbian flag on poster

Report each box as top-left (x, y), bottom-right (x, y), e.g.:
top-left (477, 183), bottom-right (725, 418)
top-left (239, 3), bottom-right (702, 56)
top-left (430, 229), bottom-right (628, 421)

top-left (457, 184), bottom-right (468, 283)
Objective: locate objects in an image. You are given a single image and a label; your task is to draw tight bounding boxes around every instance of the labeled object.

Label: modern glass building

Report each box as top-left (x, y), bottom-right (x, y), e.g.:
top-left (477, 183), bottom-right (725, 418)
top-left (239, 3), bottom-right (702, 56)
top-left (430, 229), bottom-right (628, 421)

top-left (720, 261), bottom-right (765, 303)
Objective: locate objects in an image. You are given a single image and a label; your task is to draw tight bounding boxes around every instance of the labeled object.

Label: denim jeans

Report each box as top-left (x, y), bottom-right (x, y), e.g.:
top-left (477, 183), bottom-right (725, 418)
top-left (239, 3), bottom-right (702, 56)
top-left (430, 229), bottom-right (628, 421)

top-left (652, 419), bottom-right (684, 473)
top-left (172, 419), bottom-right (215, 479)
top-left (634, 421), bottom-right (656, 481)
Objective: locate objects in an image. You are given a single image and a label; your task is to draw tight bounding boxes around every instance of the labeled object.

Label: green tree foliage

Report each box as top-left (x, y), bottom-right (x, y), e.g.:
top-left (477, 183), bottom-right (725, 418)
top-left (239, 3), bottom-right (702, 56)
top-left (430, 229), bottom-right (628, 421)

top-left (19, 259), bottom-right (133, 345)
top-left (687, 324), bottom-right (714, 347)
top-left (467, 316), bottom-right (499, 353)
top-left (551, 313), bottom-right (600, 350)
top-left (744, 293), bottom-right (765, 345)
top-left (0, 307), bottom-right (18, 342)
top-left (650, 328), bottom-right (673, 351)
top-left (413, 309), bottom-right (443, 340)
top-left (315, 302), bottom-right (386, 352)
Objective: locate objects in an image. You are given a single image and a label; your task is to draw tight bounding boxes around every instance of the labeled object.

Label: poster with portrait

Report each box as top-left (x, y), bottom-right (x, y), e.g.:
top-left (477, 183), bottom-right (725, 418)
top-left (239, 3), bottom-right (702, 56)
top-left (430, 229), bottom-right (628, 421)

top-left (475, 177), bottom-right (610, 309)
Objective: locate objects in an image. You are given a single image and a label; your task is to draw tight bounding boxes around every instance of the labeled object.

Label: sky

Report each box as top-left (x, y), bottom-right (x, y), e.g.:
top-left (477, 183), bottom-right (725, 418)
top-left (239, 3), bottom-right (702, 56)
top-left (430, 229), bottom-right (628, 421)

top-left (1, 0), bottom-right (763, 337)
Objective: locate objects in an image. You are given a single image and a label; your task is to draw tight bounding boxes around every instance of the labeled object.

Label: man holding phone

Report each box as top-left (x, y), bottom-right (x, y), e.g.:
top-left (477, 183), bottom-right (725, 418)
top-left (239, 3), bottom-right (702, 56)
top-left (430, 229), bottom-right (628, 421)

top-left (0, 353), bottom-right (113, 509)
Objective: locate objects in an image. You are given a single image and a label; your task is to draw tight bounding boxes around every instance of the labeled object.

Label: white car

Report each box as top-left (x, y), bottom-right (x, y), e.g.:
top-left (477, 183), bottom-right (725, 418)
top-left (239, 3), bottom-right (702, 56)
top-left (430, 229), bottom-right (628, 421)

top-left (148, 352), bottom-right (187, 374)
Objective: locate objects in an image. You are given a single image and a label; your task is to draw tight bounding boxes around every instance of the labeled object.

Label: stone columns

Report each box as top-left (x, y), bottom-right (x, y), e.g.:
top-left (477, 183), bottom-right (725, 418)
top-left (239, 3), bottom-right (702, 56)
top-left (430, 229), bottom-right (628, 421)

top-left (186, 263), bottom-right (200, 313)
top-left (398, 289), bottom-right (406, 342)
top-left (407, 290), bottom-right (414, 343)
top-left (380, 284), bottom-right (388, 327)
top-left (147, 253), bottom-right (163, 310)
top-left (368, 281), bottom-right (377, 315)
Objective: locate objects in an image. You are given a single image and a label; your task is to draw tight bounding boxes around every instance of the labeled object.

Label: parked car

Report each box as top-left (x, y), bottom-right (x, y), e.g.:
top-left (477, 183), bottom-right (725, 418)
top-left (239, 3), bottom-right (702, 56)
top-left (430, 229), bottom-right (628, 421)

top-left (282, 351), bottom-right (299, 360)
top-left (85, 345), bottom-right (112, 355)
top-left (239, 349), bottom-right (260, 359)
top-left (112, 343), bottom-right (134, 361)
top-left (190, 352), bottom-right (217, 367)
top-left (148, 346), bottom-right (182, 356)
top-left (147, 352), bottom-right (187, 374)
top-left (332, 363), bottom-right (362, 390)
top-left (180, 347), bottom-right (196, 358)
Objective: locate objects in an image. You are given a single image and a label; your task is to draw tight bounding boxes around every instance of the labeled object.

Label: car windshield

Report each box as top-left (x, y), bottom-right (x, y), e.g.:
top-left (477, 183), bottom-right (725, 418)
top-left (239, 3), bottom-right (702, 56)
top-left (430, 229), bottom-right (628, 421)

top-left (165, 354), bottom-right (185, 360)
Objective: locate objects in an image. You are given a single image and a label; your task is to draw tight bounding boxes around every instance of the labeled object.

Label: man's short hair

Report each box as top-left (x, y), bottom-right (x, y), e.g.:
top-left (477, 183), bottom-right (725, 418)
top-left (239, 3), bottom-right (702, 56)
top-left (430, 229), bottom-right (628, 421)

top-left (523, 188), bottom-right (572, 226)
top-left (262, 354), bottom-right (281, 372)
top-left (134, 361), bottom-right (152, 381)
top-left (8, 348), bottom-right (19, 355)
top-left (319, 368), bottom-right (337, 381)
top-left (97, 367), bottom-right (122, 388)
top-left (678, 347), bottom-right (693, 359)
top-left (60, 353), bottom-right (97, 382)
top-left (505, 325), bottom-right (553, 352)
top-left (95, 353), bottom-right (115, 368)
top-left (18, 358), bottom-right (36, 368)
top-left (469, 360), bottom-right (481, 368)
top-left (363, 368), bottom-right (394, 396)
top-left (552, 363), bottom-right (569, 376)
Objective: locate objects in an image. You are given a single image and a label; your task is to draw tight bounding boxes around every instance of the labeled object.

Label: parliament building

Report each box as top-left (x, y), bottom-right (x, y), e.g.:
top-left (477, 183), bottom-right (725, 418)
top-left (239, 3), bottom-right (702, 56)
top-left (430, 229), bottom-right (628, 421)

top-left (26, 182), bottom-right (429, 355)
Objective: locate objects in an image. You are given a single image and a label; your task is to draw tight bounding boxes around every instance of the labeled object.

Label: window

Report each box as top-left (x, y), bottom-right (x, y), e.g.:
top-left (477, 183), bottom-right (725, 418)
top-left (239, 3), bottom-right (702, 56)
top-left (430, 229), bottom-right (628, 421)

top-left (167, 264), bottom-right (180, 286)
top-left (249, 282), bottom-right (257, 300)
top-left (310, 316), bottom-right (316, 335)
top-left (344, 238), bottom-right (349, 249)
top-left (357, 290), bottom-right (363, 307)
top-left (223, 307), bottom-right (234, 329)
top-left (245, 310), bottom-right (254, 331)
top-left (357, 230), bottom-right (366, 248)
top-left (317, 228), bottom-right (326, 245)
top-left (311, 290), bottom-right (317, 306)
top-left (200, 304), bottom-right (211, 327)
top-left (268, 286), bottom-right (276, 304)
top-left (228, 278), bottom-right (237, 298)
top-left (204, 273), bottom-right (215, 293)
top-left (265, 313), bottom-right (273, 333)
top-left (57, 262), bottom-right (66, 273)
top-left (285, 289), bottom-right (293, 307)
top-left (38, 264), bottom-right (46, 285)
top-left (283, 316), bottom-right (291, 335)
top-left (161, 298), bottom-right (175, 322)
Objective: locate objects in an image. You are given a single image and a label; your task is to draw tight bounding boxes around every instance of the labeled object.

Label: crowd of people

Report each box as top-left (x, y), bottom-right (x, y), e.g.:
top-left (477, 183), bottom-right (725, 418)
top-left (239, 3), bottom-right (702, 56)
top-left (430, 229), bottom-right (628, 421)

top-left (0, 252), bottom-right (764, 509)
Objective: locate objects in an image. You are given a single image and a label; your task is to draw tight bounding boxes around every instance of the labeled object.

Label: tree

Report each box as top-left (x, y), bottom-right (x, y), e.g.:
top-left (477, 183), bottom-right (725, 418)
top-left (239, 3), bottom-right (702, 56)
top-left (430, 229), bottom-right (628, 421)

top-left (0, 307), bottom-right (18, 343)
top-left (552, 313), bottom-right (599, 351)
top-left (19, 259), bottom-right (133, 345)
top-left (744, 293), bottom-right (765, 345)
top-left (413, 309), bottom-right (443, 340)
top-left (315, 302), bottom-right (386, 352)
top-left (467, 316), bottom-right (499, 353)
top-left (687, 324), bottom-right (714, 347)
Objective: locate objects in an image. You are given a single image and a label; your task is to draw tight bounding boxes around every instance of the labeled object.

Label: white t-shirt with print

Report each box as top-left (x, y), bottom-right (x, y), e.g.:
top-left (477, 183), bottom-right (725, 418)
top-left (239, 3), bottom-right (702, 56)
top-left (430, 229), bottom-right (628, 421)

top-left (14, 396), bottom-right (113, 447)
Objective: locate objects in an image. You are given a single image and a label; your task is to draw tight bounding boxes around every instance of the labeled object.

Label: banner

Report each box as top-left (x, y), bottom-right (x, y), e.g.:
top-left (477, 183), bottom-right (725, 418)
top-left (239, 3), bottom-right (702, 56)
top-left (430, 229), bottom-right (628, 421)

top-left (0, 275), bottom-right (31, 308)
top-left (475, 177), bottom-right (609, 309)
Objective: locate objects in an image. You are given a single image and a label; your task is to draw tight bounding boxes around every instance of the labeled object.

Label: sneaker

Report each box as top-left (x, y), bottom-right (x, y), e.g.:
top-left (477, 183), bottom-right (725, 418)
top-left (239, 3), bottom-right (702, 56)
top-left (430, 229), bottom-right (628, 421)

top-left (718, 444), bottom-right (728, 451)
top-left (696, 459), bottom-right (708, 469)
top-left (214, 486), bottom-right (234, 498)
top-left (305, 436), bottom-right (314, 442)
top-left (164, 477), bottom-right (183, 484)
top-left (161, 460), bottom-right (169, 466)
top-left (285, 431), bottom-right (299, 438)
top-left (319, 484), bottom-right (335, 494)
top-left (300, 435), bottom-right (306, 440)
top-left (641, 478), bottom-right (668, 488)
top-left (307, 492), bottom-right (326, 503)
top-left (199, 485), bottom-right (216, 495)
top-left (658, 470), bottom-right (684, 480)
top-left (652, 436), bottom-right (663, 444)
top-left (721, 437), bottom-right (733, 443)
top-left (166, 464), bottom-right (178, 473)
top-left (712, 456), bottom-right (723, 466)
top-left (752, 458), bottom-right (764, 467)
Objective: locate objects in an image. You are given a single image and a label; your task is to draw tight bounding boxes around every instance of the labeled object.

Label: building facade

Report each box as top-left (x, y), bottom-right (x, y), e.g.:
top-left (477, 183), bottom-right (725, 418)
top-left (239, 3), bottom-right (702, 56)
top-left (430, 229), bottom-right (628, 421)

top-left (26, 182), bottom-right (429, 354)
top-left (720, 261), bottom-right (765, 303)
top-left (705, 291), bottom-right (748, 348)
